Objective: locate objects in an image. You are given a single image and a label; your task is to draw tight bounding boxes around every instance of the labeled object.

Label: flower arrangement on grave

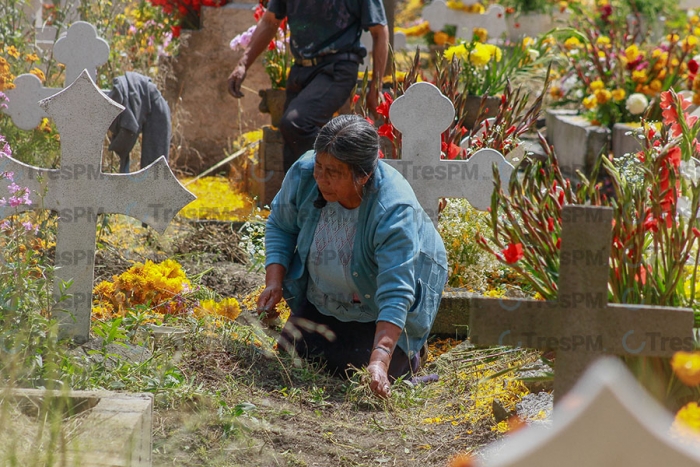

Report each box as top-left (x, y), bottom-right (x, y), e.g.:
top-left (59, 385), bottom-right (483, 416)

top-left (499, 0), bottom-right (571, 16)
top-left (479, 89), bottom-right (700, 408)
top-left (108, 1), bottom-right (179, 73)
top-left (549, 3), bottom-right (697, 128)
top-left (146, 0), bottom-right (229, 34)
top-left (443, 33), bottom-right (552, 97)
top-left (352, 45), bottom-right (550, 162)
top-left (92, 259), bottom-right (242, 322)
top-left (229, 3), bottom-right (290, 90)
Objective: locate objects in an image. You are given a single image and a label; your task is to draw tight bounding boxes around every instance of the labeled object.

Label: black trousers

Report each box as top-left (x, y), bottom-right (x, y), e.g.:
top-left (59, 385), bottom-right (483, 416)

top-left (279, 60), bottom-right (359, 171)
top-left (279, 301), bottom-right (418, 380)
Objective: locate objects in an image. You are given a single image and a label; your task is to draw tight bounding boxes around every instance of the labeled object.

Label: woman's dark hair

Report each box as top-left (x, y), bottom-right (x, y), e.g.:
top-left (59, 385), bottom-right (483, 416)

top-left (313, 114), bottom-right (380, 208)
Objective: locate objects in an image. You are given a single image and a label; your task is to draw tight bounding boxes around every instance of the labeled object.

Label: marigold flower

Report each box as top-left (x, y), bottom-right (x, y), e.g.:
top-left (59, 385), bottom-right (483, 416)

top-left (433, 31), bottom-right (450, 46)
top-left (29, 68), bottom-right (45, 82)
top-left (611, 88), bottom-right (625, 101)
top-left (589, 80), bottom-right (604, 91)
top-left (444, 43), bottom-right (468, 61)
top-left (564, 36), bottom-right (582, 50)
top-left (6, 46), bottom-right (19, 59)
top-left (672, 402), bottom-right (700, 445)
top-left (672, 352), bottom-right (700, 386)
top-left (594, 88), bottom-right (612, 104)
top-left (582, 95), bottom-right (597, 109)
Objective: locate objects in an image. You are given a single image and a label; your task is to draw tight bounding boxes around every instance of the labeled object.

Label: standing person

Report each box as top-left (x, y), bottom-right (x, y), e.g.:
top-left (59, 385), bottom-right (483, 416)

top-left (228, 0), bottom-right (389, 172)
top-left (257, 114), bottom-right (448, 398)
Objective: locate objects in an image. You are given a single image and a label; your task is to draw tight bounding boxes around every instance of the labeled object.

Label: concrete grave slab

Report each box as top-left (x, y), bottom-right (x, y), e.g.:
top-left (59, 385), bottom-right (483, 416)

top-left (3, 388), bottom-right (153, 467)
top-left (477, 358), bottom-right (700, 467)
top-left (422, 0), bottom-right (508, 43)
top-left (469, 205), bottom-right (695, 401)
top-left (385, 81), bottom-right (514, 224)
top-left (0, 71), bottom-right (195, 342)
top-left (545, 108), bottom-right (610, 176)
top-left (3, 21), bottom-right (109, 130)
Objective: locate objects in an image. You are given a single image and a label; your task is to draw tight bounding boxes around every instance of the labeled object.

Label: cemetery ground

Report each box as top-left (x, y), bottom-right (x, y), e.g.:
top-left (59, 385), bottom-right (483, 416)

top-left (36, 209), bottom-right (540, 467)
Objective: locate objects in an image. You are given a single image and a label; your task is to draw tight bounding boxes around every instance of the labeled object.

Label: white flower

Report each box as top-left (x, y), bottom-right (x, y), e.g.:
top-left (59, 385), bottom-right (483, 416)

top-left (625, 93), bottom-right (649, 115)
top-left (528, 49), bottom-right (540, 61)
top-left (681, 158), bottom-right (700, 186)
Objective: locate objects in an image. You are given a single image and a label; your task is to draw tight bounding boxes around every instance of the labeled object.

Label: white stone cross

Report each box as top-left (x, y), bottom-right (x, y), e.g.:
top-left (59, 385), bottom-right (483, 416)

top-left (0, 71), bottom-right (195, 342)
top-left (384, 81), bottom-right (514, 224)
top-left (478, 358), bottom-right (700, 467)
top-left (422, 0), bottom-right (508, 43)
top-left (3, 21), bottom-right (109, 130)
top-left (469, 205), bottom-right (695, 401)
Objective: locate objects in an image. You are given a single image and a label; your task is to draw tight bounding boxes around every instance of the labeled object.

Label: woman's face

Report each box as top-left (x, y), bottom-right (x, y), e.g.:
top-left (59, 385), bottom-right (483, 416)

top-left (313, 152), bottom-right (370, 209)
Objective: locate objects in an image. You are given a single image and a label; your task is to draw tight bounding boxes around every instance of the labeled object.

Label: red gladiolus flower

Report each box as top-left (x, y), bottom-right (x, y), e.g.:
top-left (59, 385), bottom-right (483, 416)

top-left (268, 40), bottom-right (276, 50)
top-left (254, 3), bottom-right (264, 21)
top-left (441, 141), bottom-right (463, 160)
top-left (556, 238), bottom-right (561, 249)
top-left (171, 25), bottom-right (181, 38)
top-left (693, 227), bottom-right (700, 238)
top-left (378, 123), bottom-right (395, 140)
top-left (643, 214), bottom-right (658, 233)
top-left (352, 94), bottom-right (360, 104)
top-left (547, 217), bottom-right (554, 232)
top-left (689, 59), bottom-right (699, 74)
top-left (501, 243), bottom-right (524, 264)
top-left (365, 116), bottom-right (375, 125)
top-left (636, 266), bottom-right (647, 286)
top-left (375, 92), bottom-right (393, 118)
top-left (668, 146), bottom-right (682, 169)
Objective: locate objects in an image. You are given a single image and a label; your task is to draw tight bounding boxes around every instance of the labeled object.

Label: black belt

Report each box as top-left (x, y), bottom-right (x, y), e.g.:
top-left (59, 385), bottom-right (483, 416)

top-left (295, 52), bottom-right (362, 67)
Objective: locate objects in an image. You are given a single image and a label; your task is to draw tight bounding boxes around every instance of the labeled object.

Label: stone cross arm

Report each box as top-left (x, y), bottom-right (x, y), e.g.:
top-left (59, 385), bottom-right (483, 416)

top-left (470, 298), bottom-right (695, 358)
top-left (385, 82), bottom-right (513, 223)
top-left (468, 205), bottom-right (695, 400)
top-left (0, 70), bottom-right (195, 342)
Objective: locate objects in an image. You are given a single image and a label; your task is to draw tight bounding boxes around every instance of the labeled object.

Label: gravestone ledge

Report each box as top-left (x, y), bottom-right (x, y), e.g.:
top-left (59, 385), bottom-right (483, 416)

top-left (4, 388), bottom-right (153, 467)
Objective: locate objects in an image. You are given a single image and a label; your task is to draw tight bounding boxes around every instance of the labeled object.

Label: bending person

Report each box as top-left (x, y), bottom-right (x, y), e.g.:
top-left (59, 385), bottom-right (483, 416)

top-left (258, 114), bottom-right (447, 398)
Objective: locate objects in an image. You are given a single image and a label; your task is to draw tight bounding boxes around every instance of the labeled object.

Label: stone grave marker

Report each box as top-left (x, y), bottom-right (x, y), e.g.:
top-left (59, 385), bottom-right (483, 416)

top-left (422, 0), bottom-right (508, 43)
top-left (0, 71), bottom-right (195, 343)
top-left (469, 205), bottom-right (695, 401)
top-left (3, 21), bottom-right (108, 130)
top-left (384, 81), bottom-right (514, 224)
top-left (477, 357), bottom-right (700, 467)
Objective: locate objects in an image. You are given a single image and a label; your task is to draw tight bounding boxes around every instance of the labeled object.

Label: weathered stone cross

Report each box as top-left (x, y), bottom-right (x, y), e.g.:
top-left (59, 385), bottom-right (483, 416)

top-left (422, 0), bottom-right (508, 43)
top-left (384, 81), bottom-right (514, 224)
top-left (469, 205), bottom-right (695, 401)
top-left (0, 70), bottom-right (195, 342)
top-left (3, 21), bottom-right (109, 130)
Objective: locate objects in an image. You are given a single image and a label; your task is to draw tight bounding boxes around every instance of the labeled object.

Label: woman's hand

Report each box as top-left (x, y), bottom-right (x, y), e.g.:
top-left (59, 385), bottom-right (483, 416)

top-left (257, 263), bottom-right (286, 318)
top-left (256, 285), bottom-right (283, 318)
top-left (368, 360), bottom-right (391, 398)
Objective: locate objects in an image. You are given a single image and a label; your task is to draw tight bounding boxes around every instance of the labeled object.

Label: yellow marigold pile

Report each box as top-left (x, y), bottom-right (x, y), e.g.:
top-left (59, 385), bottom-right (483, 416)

top-left (93, 259), bottom-right (192, 318)
top-left (671, 351), bottom-right (700, 386)
top-left (93, 259), bottom-right (243, 323)
top-left (179, 176), bottom-right (255, 222)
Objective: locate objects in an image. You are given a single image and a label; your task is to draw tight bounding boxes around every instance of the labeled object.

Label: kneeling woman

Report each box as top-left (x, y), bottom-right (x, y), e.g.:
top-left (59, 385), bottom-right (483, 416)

top-left (257, 114), bottom-right (447, 397)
